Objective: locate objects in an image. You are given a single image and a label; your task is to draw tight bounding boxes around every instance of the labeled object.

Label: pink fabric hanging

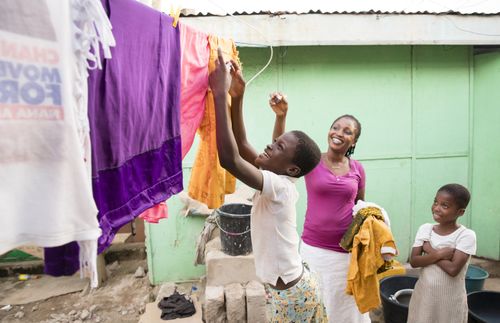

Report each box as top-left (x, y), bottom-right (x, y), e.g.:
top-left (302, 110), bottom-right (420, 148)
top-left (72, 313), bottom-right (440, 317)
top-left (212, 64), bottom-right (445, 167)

top-left (138, 202), bottom-right (168, 224)
top-left (179, 23), bottom-right (210, 159)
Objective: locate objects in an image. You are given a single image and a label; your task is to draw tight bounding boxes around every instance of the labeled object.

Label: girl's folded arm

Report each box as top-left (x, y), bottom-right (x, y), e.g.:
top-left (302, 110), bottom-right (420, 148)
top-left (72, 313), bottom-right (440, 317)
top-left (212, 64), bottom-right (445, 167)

top-left (435, 249), bottom-right (470, 277)
top-left (409, 246), bottom-right (438, 268)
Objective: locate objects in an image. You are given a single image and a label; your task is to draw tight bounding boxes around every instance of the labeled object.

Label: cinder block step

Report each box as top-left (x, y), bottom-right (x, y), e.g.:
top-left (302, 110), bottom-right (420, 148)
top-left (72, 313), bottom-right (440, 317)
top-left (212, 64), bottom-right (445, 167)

top-left (225, 283), bottom-right (246, 322)
top-left (204, 286), bottom-right (226, 323)
top-left (206, 249), bottom-right (259, 286)
top-left (246, 280), bottom-right (267, 323)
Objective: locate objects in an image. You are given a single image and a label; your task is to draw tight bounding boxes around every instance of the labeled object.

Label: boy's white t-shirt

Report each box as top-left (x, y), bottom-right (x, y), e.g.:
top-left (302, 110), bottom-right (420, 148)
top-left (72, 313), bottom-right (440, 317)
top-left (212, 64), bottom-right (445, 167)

top-left (251, 170), bottom-right (303, 285)
top-left (413, 223), bottom-right (476, 255)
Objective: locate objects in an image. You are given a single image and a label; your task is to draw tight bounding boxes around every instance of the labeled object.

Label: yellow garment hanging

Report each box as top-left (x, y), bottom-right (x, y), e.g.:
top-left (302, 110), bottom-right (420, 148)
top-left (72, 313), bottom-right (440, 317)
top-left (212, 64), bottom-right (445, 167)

top-left (187, 35), bottom-right (238, 209)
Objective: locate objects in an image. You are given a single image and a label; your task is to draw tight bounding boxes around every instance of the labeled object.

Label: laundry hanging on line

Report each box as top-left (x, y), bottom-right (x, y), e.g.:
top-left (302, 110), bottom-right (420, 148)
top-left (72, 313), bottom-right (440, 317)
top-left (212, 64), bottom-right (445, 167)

top-left (87, 0), bottom-right (183, 253)
top-left (0, 0), bottom-right (114, 287)
top-left (3, 0), bottom-right (246, 280)
top-left (187, 35), bottom-right (241, 210)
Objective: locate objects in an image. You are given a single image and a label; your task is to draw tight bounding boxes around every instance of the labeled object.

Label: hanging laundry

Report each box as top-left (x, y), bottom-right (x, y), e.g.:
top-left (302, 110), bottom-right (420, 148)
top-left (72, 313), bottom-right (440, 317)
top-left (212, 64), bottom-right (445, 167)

top-left (43, 0), bottom-right (115, 282)
top-left (0, 0), bottom-right (113, 287)
top-left (187, 36), bottom-right (239, 209)
top-left (44, 242), bottom-right (80, 277)
top-left (139, 202), bottom-right (168, 224)
top-left (179, 23), bottom-right (210, 159)
top-left (88, 0), bottom-right (183, 253)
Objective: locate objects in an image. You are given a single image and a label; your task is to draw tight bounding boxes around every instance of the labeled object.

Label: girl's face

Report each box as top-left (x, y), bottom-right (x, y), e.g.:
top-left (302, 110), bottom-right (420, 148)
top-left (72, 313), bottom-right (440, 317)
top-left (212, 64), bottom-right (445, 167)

top-left (431, 191), bottom-right (465, 225)
top-left (328, 117), bottom-right (358, 154)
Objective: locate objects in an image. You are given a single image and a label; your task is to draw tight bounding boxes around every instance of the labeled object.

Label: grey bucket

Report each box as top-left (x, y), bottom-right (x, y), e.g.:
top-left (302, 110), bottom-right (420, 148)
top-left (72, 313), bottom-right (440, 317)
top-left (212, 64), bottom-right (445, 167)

top-left (215, 203), bottom-right (252, 256)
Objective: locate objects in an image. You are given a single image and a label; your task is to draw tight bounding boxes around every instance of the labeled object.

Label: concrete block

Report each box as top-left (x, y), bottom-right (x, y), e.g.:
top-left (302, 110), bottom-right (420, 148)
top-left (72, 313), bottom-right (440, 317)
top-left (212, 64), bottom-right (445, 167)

top-left (204, 286), bottom-right (226, 323)
top-left (225, 283), bottom-right (246, 322)
top-left (205, 238), bottom-right (222, 256)
top-left (206, 250), bottom-right (259, 286)
top-left (245, 281), bottom-right (267, 323)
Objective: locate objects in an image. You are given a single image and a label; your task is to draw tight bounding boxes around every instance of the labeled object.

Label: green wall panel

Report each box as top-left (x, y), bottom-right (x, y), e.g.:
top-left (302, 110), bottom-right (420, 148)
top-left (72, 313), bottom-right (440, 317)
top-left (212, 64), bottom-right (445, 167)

top-left (413, 46), bottom-right (470, 156)
top-left (280, 46), bottom-right (413, 160)
top-left (471, 52), bottom-right (500, 260)
top-left (363, 159), bottom-right (413, 260)
top-left (413, 157), bottom-right (470, 243)
top-left (146, 167), bottom-right (206, 284)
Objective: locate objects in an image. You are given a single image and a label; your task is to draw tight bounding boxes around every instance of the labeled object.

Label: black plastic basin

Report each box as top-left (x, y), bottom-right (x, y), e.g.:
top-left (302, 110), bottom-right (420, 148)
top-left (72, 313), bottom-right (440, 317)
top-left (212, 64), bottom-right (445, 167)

top-left (468, 291), bottom-right (500, 323)
top-left (380, 275), bottom-right (418, 323)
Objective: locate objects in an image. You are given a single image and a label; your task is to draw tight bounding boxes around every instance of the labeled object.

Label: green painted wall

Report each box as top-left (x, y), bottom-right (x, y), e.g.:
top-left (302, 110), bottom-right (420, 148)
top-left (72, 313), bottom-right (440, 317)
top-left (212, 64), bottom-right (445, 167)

top-left (147, 45), bottom-right (500, 284)
top-left (471, 52), bottom-right (500, 260)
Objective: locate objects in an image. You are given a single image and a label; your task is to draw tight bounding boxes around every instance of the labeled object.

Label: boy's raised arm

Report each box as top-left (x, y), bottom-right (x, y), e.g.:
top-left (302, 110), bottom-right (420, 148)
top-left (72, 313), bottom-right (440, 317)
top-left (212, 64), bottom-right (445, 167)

top-left (211, 48), bottom-right (263, 191)
top-left (228, 61), bottom-right (259, 166)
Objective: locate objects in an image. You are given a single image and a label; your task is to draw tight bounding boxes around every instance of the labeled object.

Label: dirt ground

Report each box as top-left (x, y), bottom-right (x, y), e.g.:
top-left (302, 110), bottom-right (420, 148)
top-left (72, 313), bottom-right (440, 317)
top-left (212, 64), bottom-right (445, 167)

top-left (0, 259), bottom-right (156, 323)
top-left (0, 256), bottom-right (498, 323)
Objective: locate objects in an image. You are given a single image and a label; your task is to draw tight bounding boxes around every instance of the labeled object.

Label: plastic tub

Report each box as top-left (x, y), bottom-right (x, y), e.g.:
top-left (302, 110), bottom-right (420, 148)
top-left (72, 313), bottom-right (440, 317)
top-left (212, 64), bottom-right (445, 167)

top-left (215, 203), bottom-right (252, 256)
top-left (389, 288), bottom-right (413, 306)
top-left (465, 265), bottom-right (489, 294)
top-left (467, 291), bottom-right (500, 323)
top-left (380, 275), bottom-right (418, 323)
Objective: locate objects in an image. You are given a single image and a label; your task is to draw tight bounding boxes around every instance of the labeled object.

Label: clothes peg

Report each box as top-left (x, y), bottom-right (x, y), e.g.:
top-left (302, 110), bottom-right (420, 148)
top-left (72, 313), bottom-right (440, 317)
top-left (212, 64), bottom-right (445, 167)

top-left (169, 5), bottom-right (181, 28)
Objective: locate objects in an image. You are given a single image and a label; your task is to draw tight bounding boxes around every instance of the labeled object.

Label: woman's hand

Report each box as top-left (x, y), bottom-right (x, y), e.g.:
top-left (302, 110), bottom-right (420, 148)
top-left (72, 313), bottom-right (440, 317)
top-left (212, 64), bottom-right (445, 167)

top-left (269, 92), bottom-right (288, 117)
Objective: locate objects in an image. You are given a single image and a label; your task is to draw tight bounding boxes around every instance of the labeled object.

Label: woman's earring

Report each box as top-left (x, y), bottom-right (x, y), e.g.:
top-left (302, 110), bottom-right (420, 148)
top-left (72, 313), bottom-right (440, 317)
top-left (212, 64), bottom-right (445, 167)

top-left (346, 145), bottom-right (356, 157)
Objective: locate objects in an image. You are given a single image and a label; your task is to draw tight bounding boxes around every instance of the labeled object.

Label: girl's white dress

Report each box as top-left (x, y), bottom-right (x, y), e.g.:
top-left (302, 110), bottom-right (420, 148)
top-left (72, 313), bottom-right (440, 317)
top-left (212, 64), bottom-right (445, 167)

top-left (407, 223), bottom-right (476, 323)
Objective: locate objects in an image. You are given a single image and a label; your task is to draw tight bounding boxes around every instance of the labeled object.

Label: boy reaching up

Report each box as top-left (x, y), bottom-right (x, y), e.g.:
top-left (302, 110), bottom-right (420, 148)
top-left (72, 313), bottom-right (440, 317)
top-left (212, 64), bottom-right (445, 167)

top-left (210, 47), bottom-right (327, 322)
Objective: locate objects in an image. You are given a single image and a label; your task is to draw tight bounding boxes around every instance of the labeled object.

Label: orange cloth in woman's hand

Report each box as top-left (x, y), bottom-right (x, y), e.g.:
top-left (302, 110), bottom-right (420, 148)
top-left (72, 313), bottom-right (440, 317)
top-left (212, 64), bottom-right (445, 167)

top-left (346, 216), bottom-right (397, 313)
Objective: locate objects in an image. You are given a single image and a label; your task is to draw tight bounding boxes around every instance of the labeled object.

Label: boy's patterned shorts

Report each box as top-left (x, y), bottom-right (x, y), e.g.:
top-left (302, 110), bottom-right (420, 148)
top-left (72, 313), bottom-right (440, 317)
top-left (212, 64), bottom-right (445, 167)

top-left (265, 263), bottom-right (328, 323)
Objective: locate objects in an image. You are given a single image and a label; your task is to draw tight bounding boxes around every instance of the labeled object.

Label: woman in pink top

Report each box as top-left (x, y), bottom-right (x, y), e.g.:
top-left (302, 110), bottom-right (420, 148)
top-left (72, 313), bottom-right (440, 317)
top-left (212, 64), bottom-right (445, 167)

top-left (270, 99), bottom-right (368, 323)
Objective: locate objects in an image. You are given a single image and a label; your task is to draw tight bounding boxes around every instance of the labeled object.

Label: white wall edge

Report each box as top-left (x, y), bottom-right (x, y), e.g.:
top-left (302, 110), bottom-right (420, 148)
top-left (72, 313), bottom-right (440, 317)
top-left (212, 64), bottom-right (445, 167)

top-left (181, 14), bottom-right (500, 46)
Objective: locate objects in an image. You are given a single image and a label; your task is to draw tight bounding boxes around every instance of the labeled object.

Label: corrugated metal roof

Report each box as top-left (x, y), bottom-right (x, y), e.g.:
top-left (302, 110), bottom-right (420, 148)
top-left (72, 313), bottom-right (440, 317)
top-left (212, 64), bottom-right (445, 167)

top-left (174, 0), bottom-right (500, 16)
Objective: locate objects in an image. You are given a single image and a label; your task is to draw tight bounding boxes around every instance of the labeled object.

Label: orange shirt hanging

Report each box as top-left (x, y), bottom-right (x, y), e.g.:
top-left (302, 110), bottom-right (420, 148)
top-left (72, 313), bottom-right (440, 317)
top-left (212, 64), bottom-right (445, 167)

top-left (188, 36), bottom-right (239, 209)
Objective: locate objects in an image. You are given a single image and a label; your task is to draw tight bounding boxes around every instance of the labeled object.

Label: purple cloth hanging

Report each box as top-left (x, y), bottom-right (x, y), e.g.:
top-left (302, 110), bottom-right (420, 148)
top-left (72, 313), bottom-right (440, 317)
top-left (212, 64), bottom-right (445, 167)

top-left (87, 0), bottom-right (183, 253)
top-left (44, 242), bottom-right (80, 276)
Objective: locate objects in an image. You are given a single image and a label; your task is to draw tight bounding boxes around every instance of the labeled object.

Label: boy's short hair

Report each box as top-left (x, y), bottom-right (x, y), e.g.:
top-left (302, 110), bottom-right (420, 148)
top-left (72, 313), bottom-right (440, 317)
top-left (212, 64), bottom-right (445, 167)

top-left (438, 183), bottom-right (471, 209)
top-left (290, 130), bottom-right (321, 177)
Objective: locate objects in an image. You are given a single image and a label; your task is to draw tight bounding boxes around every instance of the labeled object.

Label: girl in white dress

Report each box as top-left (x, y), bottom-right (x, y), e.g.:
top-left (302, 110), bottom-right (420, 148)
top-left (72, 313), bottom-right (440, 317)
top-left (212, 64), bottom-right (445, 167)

top-left (408, 183), bottom-right (477, 323)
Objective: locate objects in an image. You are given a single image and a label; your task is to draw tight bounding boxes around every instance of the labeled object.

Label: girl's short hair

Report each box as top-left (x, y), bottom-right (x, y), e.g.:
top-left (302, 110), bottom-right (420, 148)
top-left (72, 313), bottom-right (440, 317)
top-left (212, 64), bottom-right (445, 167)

top-left (438, 184), bottom-right (471, 209)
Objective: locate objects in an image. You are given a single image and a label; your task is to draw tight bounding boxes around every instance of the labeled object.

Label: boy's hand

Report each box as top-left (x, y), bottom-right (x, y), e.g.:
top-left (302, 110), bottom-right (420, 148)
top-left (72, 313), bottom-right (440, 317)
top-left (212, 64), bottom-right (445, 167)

top-left (209, 47), bottom-right (231, 98)
top-left (269, 92), bottom-right (288, 117)
top-left (228, 60), bottom-right (245, 99)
